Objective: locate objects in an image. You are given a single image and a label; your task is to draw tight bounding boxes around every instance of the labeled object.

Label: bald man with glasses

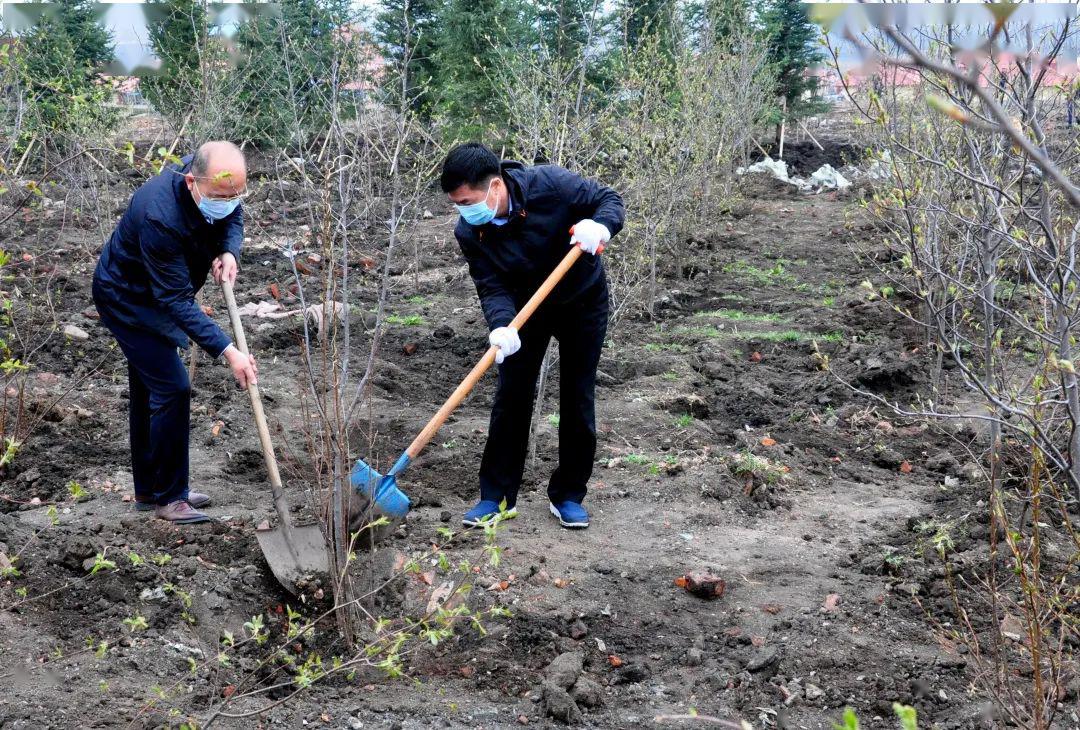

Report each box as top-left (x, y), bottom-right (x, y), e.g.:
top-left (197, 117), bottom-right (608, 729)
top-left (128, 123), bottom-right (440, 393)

top-left (93, 141), bottom-right (258, 524)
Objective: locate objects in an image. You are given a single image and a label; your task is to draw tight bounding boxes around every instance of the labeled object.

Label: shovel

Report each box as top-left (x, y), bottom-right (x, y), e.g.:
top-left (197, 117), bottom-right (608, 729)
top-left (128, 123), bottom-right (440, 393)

top-left (221, 279), bottom-right (329, 594)
top-left (351, 240), bottom-right (598, 521)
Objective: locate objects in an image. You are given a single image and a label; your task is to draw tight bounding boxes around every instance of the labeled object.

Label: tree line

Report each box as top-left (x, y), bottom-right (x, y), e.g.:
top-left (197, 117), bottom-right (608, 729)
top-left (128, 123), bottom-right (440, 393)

top-left (1, 0), bottom-right (824, 154)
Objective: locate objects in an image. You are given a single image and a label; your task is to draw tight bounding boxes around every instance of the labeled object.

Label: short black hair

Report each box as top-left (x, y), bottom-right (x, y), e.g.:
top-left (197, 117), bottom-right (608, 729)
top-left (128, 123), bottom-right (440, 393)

top-left (440, 142), bottom-right (500, 193)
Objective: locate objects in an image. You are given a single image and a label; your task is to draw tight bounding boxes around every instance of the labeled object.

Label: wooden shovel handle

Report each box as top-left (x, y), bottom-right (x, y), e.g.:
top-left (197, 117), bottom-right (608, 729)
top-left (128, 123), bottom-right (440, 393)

top-left (404, 244), bottom-right (586, 458)
top-left (221, 279), bottom-right (293, 530)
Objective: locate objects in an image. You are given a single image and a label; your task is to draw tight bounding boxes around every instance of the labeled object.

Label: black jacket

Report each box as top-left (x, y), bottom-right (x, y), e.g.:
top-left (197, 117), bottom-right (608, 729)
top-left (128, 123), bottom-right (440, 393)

top-left (92, 154), bottom-right (243, 356)
top-left (454, 161), bottom-right (625, 330)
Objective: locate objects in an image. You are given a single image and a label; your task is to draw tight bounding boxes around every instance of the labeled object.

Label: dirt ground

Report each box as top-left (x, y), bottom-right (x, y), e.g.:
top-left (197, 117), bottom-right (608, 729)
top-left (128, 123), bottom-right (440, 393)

top-left (0, 145), bottom-right (1030, 729)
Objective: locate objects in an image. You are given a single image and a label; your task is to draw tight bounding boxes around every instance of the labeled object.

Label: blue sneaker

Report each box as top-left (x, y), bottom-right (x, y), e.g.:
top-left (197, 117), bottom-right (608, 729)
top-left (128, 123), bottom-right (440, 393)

top-left (549, 501), bottom-right (589, 529)
top-left (463, 500), bottom-right (518, 527)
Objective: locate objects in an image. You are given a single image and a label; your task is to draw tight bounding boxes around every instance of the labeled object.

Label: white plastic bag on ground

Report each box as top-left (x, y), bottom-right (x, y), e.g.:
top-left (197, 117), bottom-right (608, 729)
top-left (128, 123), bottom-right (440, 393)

top-left (808, 164), bottom-right (851, 191)
top-left (737, 157), bottom-right (793, 184)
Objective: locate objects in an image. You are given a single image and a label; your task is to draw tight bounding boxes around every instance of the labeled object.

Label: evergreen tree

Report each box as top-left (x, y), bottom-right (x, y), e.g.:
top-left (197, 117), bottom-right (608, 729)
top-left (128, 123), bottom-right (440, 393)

top-left (17, 0), bottom-right (116, 145)
top-left (534, 0), bottom-right (590, 59)
top-left (374, 0), bottom-right (442, 113)
top-left (433, 0), bottom-right (524, 138)
top-left (142, 0), bottom-right (209, 128)
top-left (233, 0), bottom-right (352, 148)
top-left (616, 0), bottom-right (675, 51)
top-left (685, 0), bottom-right (746, 51)
top-left (760, 0), bottom-right (824, 137)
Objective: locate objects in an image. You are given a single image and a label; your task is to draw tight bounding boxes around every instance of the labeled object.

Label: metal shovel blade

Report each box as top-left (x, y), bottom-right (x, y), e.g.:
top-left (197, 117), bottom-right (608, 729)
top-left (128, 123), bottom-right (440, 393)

top-left (255, 524), bottom-right (329, 594)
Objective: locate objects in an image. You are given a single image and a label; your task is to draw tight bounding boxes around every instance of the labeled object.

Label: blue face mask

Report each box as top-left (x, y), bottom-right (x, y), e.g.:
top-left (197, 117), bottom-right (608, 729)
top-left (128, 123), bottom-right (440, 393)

top-left (193, 179), bottom-right (241, 222)
top-left (455, 181), bottom-right (496, 226)
top-left (198, 196), bottom-right (240, 222)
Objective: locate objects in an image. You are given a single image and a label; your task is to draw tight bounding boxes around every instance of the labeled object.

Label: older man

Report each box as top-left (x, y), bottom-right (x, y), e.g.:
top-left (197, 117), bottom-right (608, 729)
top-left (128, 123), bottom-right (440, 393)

top-left (93, 141), bottom-right (258, 525)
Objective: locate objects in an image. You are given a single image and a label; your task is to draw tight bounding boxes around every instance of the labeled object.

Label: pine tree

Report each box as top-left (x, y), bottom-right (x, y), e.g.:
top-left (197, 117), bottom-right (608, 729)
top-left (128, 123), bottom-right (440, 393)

top-left (685, 0), bottom-right (746, 51)
top-left (142, 0), bottom-right (209, 128)
top-left (16, 0), bottom-right (116, 146)
top-left (374, 0), bottom-right (442, 113)
top-left (760, 0), bottom-right (824, 137)
top-left (233, 0), bottom-right (352, 147)
top-left (616, 0), bottom-right (675, 51)
top-left (534, 0), bottom-right (590, 58)
top-left (433, 0), bottom-right (524, 138)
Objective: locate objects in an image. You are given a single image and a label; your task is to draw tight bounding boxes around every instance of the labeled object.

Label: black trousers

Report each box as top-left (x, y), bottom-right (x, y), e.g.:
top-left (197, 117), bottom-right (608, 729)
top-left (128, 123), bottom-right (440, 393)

top-left (479, 283), bottom-right (608, 508)
top-left (97, 308), bottom-right (192, 506)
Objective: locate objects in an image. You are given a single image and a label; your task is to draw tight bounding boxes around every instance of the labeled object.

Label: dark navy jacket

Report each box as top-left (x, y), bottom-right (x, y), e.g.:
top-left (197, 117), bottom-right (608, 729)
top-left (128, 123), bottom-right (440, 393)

top-left (92, 154), bottom-right (243, 356)
top-left (454, 161), bottom-right (625, 330)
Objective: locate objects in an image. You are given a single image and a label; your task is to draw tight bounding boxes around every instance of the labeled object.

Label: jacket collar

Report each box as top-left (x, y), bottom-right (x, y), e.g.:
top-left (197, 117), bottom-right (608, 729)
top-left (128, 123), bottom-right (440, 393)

top-left (171, 154), bottom-right (211, 227)
top-left (499, 160), bottom-right (528, 222)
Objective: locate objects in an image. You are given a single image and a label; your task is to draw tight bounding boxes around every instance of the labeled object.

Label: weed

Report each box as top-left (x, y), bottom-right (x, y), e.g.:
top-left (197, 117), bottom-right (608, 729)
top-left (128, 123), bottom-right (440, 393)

top-left (674, 413), bottom-right (693, 428)
top-left (625, 453), bottom-right (649, 465)
top-left (661, 370), bottom-right (680, 381)
top-left (386, 314), bottom-right (425, 326)
top-left (547, 413), bottom-right (560, 428)
top-left (405, 295), bottom-right (428, 305)
top-left (883, 550), bottom-right (905, 571)
top-left (67, 480), bottom-right (87, 501)
top-left (722, 259), bottom-right (798, 287)
top-left (645, 342), bottom-right (690, 353)
top-left (695, 308), bottom-right (785, 324)
top-left (729, 451), bottom-right (785, 485)
top-left (822, 296), bottom-right (836, 306)
top-left (914, 518), bottom-right (957, 559)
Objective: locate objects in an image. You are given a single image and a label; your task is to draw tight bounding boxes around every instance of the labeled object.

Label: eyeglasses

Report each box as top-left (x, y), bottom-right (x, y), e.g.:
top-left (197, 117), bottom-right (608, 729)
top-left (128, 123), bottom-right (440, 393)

top-left (193, 177), bottom-right (249, 202)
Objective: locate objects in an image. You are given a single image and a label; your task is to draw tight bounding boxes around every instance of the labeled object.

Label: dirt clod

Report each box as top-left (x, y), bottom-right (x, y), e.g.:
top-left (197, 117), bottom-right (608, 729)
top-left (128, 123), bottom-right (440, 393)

top-left (571, 677), bottom-right (603, 708)
top-left (676, 571), bottom-right (726, 599)
top-left (541, 682), bottom-right (582, 724)
top-left (745, 645), bottom-right (781, 673)
top-left (546, 651), bottom-right (583, 689)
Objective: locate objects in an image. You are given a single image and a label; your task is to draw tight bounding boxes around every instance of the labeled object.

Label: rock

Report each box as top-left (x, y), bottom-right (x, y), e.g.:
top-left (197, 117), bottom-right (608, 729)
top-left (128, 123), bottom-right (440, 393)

top-left (745, 645), bottom-right (781, 673)
top-left (805, 683), bottom-right (825, 700)
top-left (612, 663), bottom-right (650, 684)
top-left (925, 451), bottom-right (960, 476)
top-left (541, 682), bottom-right (581, 724)
top-left (546, 652), bottom-right (583, 689)
top-left (685, 648), bottom-right (704, 667)
top-left (570, 677), bottom-right (603, 708)
top-left (422, 208), bottom-right (434, 219)
top-left (959, 461), bottom-right (984, 482)
top-left (62, 324), bottom-right (90, 341)
top-left (16, 468), bottom-right (41, 485)
top-left (432, 324), bottom-right (454, 340)
top-left (677, 571), bottom-right (726, 599)
top-left (165, 641), bottom-right (204, 659)
top-left (140, 586), bottom-right (167, 602)
top-left (655, 393), bottom-right (709, 418)
top-left (568, 620), bottom-right (588, 640)
top-left (346, 717), bottom-right (364, 729)
top-left (62, 537), bottom-right (96, 569)
top-left (204, 591), bottom-right (227, 611)
top-left (439, 510), bottom-right (451, 523)
top-left (873, 448), bottom-right (904, 469)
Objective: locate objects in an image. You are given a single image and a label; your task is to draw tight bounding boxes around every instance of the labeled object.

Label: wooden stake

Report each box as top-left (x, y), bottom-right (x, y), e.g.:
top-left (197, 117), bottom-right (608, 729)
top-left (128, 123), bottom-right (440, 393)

top-left (798, 119), bottom-right (825, 151)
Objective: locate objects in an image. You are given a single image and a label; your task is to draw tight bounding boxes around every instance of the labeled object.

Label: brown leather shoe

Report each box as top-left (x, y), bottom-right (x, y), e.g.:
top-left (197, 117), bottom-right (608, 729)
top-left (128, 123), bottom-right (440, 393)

top-left (136, 492), bottom-right (211, 511)
top-left (155, 500), bottom-right (211, 524)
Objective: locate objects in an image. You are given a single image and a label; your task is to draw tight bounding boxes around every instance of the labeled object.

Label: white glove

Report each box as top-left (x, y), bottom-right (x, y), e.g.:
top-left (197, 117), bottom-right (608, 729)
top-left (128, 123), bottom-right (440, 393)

top-left (570, 219), bottom-right (610, 255)
top-left (489, 326), bottom-right (521, 364)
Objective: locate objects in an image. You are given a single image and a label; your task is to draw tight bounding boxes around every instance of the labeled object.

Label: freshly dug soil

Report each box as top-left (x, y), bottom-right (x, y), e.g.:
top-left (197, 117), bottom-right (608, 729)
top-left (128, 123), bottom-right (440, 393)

top-left (0, 150), bottom-right (1002, 729)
